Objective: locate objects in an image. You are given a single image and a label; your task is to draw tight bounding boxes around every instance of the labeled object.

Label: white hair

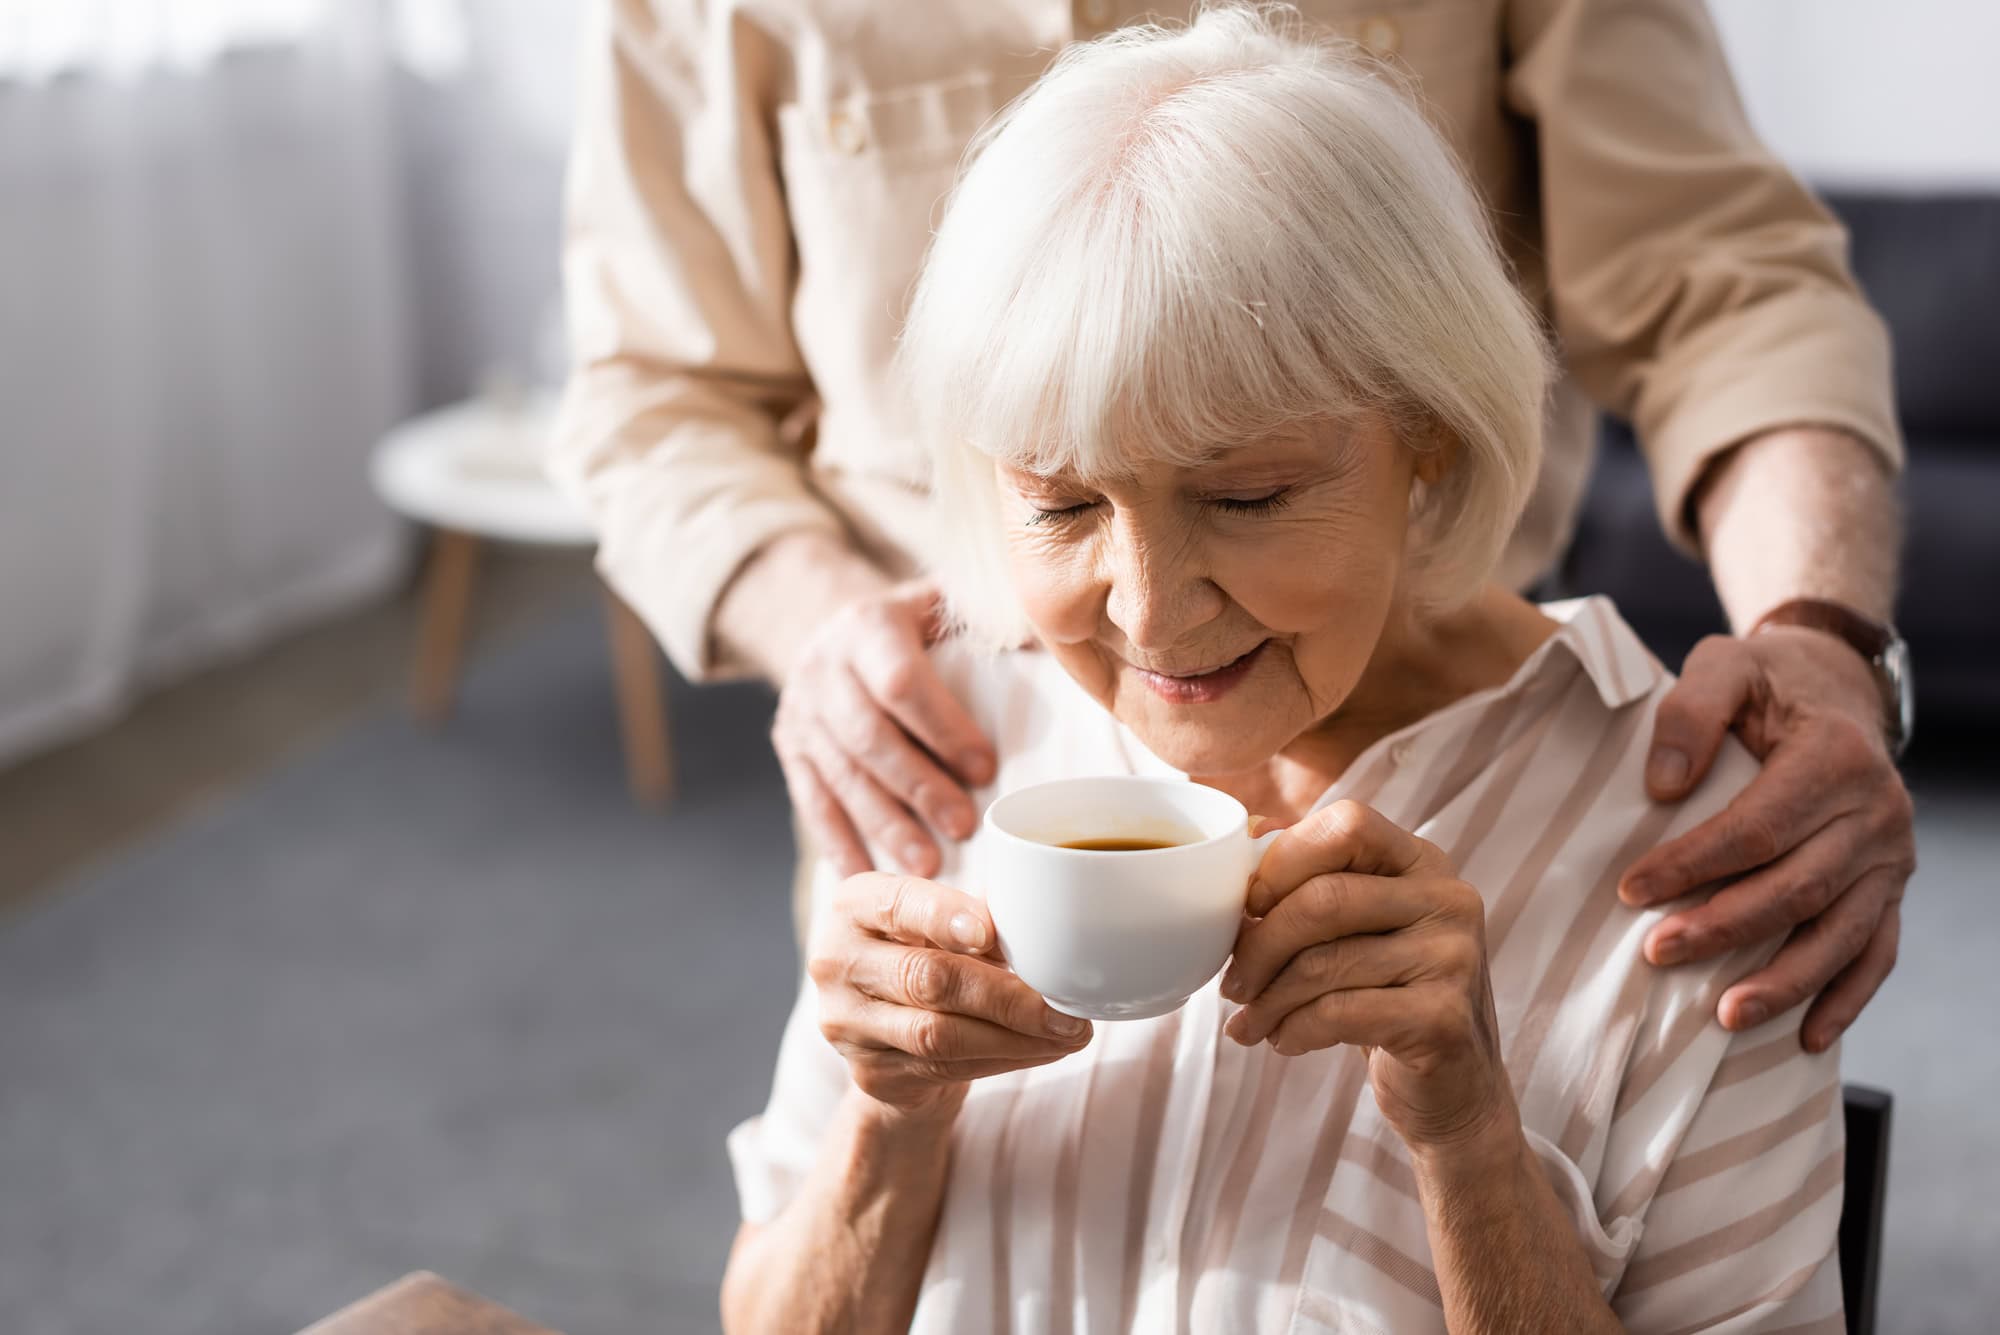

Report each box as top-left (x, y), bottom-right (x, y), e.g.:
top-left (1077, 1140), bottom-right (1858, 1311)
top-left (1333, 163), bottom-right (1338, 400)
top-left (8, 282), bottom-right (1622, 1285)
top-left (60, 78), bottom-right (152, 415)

top-left (897, 3), bottom-right (1552, 650)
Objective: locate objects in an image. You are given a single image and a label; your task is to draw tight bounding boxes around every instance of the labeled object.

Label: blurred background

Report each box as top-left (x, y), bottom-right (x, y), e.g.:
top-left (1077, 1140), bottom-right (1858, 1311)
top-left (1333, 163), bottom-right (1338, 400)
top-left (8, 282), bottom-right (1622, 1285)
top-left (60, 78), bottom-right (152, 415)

top-left (0, 2), bottom-right (1993, 1332)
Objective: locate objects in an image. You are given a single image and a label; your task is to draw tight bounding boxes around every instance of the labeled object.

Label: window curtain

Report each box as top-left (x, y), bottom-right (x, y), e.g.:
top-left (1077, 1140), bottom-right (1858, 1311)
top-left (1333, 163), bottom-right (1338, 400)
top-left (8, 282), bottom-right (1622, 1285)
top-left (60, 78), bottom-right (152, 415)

top-left (0, 0), bottom-right (578, 766)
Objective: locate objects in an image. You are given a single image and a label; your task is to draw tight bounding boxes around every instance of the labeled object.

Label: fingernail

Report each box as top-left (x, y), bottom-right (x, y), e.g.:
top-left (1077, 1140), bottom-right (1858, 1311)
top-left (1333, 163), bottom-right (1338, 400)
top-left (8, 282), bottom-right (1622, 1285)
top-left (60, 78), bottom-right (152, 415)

top-left (945, 808), bottom-right (976, 839)
top-left (1245, 878), bottom-right (1266, 916)
top-left (950, 912), bottom-right (988, 950)
top-left (1621, 875), bottom-right (1655, 906)
top-left (1652, 932), bottom-right (1690, 966)
top-left (903, 843), bottom-right (932, 872)
top-left (1047, 1009), bottom-right (1087, 1038)
top-left (1630, 873), bottom-right (1683, 906)
top-left (1736, 999), bottom-right (1769, 1028)
top-left (961, 751), bottom-right (995, 785)
top-left (1647, 747), bottom-right (1688, 793)
top-left (1220, 968), bottom-right (1243, 1001)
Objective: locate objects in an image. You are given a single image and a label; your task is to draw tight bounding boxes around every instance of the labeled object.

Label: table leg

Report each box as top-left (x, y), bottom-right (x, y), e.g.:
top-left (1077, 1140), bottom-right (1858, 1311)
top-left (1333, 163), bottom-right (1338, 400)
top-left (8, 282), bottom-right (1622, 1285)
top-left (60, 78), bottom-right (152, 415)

top-left (602, 583), bottom-right (675, 806)
top-left (411, 528), bottom-right (481, 723)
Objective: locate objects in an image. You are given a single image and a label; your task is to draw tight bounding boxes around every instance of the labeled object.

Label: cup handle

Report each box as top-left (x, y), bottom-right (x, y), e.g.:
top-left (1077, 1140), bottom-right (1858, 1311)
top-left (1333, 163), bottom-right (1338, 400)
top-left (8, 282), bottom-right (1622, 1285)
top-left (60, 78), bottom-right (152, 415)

top-left (1242, 823), bottom-right (1285, 880)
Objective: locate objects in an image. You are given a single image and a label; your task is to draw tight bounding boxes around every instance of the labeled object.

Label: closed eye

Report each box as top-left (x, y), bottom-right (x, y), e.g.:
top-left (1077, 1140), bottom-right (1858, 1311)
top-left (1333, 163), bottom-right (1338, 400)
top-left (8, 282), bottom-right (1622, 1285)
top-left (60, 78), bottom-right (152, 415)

top-left (1025, 501), bottom-right (1096, 527)
top-left (1209, 488), bottom-right (1293, 515)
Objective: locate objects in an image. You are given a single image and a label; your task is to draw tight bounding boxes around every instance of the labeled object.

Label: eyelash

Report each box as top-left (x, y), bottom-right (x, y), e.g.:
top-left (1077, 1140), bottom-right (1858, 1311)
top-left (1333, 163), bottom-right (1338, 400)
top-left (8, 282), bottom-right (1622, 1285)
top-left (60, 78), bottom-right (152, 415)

top-left (1211, 489), bottom-right (1293, 516)
top-left (1026, 489), bottom-right (1294, 527)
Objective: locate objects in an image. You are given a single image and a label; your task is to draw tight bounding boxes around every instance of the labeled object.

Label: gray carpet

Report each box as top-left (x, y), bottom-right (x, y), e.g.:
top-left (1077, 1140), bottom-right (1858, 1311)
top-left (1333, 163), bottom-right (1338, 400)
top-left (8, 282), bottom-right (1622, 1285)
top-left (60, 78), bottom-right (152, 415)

top-left (1, 597), bottom-right (1994, 1334)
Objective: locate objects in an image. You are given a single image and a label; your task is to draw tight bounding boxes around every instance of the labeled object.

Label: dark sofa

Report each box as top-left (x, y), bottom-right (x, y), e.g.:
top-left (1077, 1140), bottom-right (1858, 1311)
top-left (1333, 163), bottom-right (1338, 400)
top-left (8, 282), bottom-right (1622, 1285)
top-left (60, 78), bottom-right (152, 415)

top-left (1554, 191), bottom-right (2000, 731)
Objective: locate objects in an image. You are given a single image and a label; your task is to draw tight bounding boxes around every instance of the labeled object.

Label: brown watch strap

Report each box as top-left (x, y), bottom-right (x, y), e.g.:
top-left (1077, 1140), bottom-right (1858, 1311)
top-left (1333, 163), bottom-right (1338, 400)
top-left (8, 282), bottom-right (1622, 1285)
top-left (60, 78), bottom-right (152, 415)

top-left (1750, 597), bottom-right (1893, 663)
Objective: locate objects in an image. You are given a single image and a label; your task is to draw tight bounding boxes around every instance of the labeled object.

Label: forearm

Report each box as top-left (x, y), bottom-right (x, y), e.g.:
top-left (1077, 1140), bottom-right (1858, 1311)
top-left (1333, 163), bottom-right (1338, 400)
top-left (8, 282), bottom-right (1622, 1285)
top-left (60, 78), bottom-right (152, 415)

top-left (714, 532), bottom-right (893, 686)
top-left (1412, 1116), bottom-right (1623, 1335)
top-left (1693, 425), bottom-right (1900, 631)
top-left (721, 1088), bottom-right (958, 1335)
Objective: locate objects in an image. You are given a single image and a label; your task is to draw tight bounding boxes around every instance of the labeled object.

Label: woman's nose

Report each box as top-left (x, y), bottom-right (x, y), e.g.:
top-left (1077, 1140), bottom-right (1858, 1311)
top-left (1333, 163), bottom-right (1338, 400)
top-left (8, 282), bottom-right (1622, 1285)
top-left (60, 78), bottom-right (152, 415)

top-left (1101, 521), bottom-right (1225, 649)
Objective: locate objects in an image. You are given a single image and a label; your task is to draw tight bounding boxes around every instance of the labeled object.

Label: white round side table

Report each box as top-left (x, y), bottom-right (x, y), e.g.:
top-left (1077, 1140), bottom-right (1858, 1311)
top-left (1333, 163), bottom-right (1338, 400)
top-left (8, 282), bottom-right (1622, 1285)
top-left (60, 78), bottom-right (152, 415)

top-left (369, 394), bottom-right (674, 805)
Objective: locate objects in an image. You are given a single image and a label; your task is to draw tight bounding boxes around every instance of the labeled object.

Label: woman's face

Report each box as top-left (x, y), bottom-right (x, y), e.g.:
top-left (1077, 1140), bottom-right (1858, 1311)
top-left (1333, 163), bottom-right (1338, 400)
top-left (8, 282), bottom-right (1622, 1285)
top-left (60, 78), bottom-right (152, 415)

top-left (1000, 417), bottom-right (1424, 775)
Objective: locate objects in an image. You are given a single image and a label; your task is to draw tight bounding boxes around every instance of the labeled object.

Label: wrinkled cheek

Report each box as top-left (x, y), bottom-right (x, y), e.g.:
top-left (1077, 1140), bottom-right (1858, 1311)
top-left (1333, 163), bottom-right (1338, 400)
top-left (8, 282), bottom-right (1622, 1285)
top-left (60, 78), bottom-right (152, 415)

top-left (1007, 541), bottom-right (1100, 645)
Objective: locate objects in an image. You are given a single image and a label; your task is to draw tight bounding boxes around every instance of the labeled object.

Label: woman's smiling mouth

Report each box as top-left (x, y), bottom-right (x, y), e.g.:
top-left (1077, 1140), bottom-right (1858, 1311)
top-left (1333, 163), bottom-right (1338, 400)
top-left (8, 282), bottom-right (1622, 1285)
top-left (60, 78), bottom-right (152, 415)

top-left (1129, 641), bottom-right (1269, 703)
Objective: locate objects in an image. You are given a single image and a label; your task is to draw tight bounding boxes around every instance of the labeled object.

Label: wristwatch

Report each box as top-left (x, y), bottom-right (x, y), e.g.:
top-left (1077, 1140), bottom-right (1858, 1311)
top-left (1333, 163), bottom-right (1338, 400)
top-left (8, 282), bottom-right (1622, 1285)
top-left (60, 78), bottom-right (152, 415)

top-left (1751, 598), bottom-right (1914, 759)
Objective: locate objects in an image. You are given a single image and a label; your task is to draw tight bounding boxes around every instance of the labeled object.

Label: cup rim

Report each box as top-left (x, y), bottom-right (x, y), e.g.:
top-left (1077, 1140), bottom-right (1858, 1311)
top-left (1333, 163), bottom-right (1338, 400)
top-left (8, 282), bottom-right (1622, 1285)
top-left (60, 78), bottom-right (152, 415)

top-left (981, 774), bottom-right (1250, 857)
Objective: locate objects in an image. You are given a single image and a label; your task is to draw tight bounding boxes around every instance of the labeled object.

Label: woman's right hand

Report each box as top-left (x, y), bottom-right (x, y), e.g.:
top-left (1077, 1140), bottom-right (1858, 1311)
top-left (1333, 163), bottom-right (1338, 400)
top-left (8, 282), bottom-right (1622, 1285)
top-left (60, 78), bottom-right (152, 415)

top-left (812, 872), bottom-right (1094, 1118)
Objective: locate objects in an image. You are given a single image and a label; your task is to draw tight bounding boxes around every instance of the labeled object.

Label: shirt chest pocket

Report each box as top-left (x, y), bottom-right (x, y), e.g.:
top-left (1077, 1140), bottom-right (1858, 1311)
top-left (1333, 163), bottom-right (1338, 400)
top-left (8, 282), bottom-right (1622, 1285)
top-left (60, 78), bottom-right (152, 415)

top-left (775, 69), bottom-right (1036, 352)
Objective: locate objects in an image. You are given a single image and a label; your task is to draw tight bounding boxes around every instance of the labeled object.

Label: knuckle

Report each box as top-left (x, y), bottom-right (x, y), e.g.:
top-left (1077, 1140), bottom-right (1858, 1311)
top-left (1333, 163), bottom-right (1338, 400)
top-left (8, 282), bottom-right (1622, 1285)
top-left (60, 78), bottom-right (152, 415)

top-left (1674, 636), bottom-right (1736, 689)
top-left (806, 951), bottom-right (841, 989)
top-left (1439, 928), bottom-right (1484, 975)
top-left (1692, 633), bottom-right (1739, 663)
top-left (879, 875), bottom-right (919, 935)
top-left (1883, 786), bottom-right (1917, 837)
top-left (1838, 910), bottom-right (1876, 961)
top-left (1784, 872), bottom-right (1830, 915)
top-left (1305, 871), bottom-right (1353, 920)
top-left (871, 809), bottom-right (919, 850)
top-left (1324, 800), bottom-right (1372, 837)
top-left (1443, 878), bottom-right (1484, 920)
top-left (1008, 999), bottom-right (1048, 1036)
top-left (1304, 943), bottom-right (1345, 988)
top-left (855, 711), bottom-right (900, 756)
top-left (1818, 713), bottom-right (1877, 772)
top-left (896, 877), bottom-right (943, 932)
top-left (1706, 915), bottom-right (1751, 952)
top-left (823, 745), bottom-right (865, 787)
top-left (907, 1011), bottom-right (952, 1060)
top-left (875, 656), bottom-right (923, 704)
top-left (898, 950), bottom-right (954, 1010)
top-left (1420, 991), bottom-right (1462, 1037)
top-left (1732, 811), bottom-right (1786, 868)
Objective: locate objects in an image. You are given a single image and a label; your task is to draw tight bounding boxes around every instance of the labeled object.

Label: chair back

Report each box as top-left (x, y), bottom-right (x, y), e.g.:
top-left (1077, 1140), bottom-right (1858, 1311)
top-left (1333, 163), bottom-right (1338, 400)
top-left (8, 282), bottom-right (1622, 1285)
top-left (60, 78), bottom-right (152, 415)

top-left (1840, 1083), bottom-right (1894, 1335)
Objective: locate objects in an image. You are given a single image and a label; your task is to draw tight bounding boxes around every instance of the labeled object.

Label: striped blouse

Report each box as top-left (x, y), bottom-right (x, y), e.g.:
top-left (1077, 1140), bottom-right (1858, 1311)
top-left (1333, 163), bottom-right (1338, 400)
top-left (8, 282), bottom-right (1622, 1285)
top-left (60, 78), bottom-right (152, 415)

top-left (729, 598), bottom-right (1846, 1333)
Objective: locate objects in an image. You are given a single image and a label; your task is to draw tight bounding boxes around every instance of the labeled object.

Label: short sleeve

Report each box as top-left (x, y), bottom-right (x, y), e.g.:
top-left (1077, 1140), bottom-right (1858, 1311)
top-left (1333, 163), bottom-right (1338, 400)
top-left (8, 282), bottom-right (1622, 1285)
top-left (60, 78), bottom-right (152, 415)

top-left (726, 862), bottom-right (854, 1224)
top-left (1606, 1002), bottom-right (1846, 1333)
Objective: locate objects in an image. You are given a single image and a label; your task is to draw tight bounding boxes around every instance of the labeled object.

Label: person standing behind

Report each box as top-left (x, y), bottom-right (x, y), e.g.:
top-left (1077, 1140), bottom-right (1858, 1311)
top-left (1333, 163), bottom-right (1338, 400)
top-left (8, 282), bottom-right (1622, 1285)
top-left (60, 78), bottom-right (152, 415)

top-left (550, 0), bottom-right (1915, 1053)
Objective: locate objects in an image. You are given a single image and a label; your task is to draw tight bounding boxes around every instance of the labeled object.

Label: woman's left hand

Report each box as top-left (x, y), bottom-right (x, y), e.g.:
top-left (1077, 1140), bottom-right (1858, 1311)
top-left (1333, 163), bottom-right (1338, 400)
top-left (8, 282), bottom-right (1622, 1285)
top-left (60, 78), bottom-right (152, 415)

top-left (1220, 800), bottom-right (1511, 1152)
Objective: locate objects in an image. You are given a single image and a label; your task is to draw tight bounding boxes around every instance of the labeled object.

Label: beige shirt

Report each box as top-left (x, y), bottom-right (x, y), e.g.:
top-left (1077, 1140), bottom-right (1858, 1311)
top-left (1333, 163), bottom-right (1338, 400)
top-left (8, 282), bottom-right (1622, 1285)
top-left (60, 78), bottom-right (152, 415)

top-left (730, 598), bottom-right (1846, 1332)
top-left (553, 0), bottom-right (1900, 681)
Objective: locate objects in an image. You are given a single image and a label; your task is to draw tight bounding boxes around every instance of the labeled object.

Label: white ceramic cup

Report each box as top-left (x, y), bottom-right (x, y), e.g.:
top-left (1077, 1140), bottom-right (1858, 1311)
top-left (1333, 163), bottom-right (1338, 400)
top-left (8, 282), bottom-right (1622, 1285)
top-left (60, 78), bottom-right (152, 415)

top-left (977, 775), bottom-right (1280, 1021)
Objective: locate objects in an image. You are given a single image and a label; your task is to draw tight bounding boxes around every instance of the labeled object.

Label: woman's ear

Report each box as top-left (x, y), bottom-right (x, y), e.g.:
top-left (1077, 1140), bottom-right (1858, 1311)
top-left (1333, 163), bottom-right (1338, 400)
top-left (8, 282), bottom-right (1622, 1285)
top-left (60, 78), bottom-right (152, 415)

top-left (1411, 428), bottom-right (1459, 487)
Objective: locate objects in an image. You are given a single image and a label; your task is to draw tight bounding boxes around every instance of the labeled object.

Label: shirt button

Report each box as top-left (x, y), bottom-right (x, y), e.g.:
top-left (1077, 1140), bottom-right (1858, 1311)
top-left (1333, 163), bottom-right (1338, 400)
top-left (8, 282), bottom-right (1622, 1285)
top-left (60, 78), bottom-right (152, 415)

top-left (827, 108), bottom-right (866, 155)
top-left (1359, 16), bottom-right (1402, 56)
top-left (1081, 0), bottom-right (1112, 28)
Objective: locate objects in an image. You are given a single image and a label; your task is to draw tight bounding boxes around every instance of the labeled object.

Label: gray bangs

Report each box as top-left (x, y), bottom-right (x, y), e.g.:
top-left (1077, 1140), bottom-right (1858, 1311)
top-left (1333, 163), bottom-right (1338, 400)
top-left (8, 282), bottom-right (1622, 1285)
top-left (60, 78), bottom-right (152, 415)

top-left (940, 118), bottom-right (1394, 481)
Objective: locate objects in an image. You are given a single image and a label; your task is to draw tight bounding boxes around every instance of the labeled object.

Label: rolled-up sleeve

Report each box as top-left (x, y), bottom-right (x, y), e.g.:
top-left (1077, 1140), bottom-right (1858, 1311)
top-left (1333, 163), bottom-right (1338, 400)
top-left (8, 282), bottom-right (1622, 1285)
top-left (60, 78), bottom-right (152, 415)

top-left (1504, 0), bottom-right (1902, 552)
top-left (551, 0), bottom-right (844, 680)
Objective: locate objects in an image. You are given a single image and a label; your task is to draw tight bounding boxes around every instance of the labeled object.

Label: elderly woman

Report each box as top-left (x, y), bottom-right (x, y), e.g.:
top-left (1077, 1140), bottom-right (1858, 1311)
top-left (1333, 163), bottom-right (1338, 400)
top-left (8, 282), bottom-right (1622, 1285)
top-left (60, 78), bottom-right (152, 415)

top-left (721, 11), bottom-right (1844, 1333)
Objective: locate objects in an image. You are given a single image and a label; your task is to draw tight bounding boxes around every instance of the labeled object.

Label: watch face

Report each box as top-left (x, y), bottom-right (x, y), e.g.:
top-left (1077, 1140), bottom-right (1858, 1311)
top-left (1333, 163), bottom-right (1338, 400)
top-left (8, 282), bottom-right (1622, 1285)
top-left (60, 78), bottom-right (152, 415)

top-left (1883, 636), bottom-right (1914, 756)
